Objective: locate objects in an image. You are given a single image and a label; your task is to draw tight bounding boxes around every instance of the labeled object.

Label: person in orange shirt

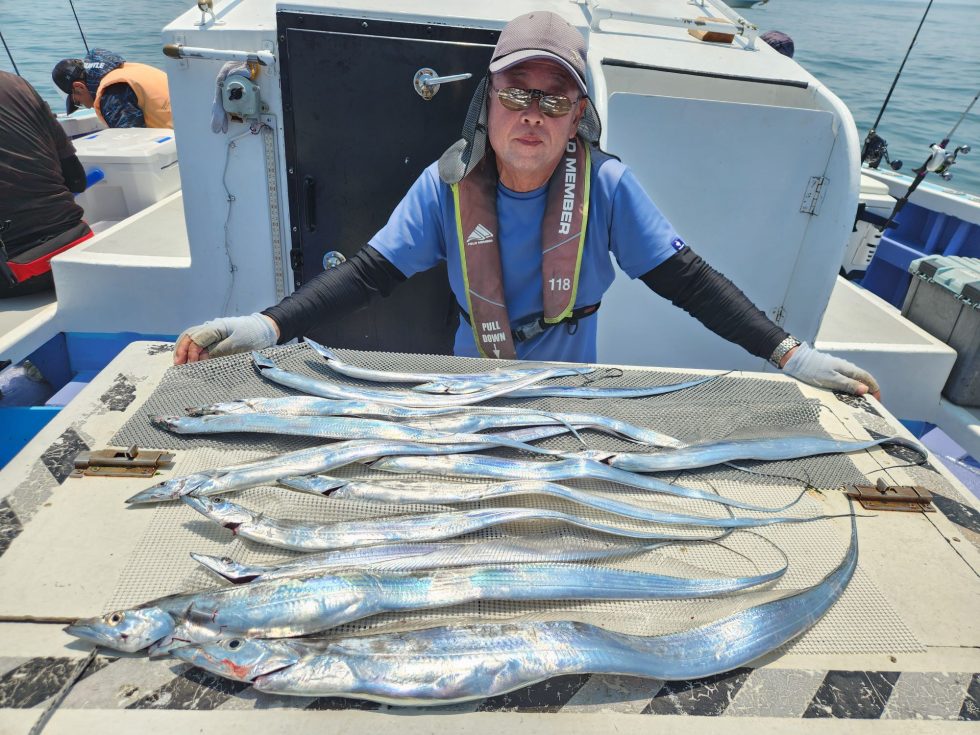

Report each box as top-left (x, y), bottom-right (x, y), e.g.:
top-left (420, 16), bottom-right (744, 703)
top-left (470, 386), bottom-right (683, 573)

top-left (52, 48), bottom-right (172, 129)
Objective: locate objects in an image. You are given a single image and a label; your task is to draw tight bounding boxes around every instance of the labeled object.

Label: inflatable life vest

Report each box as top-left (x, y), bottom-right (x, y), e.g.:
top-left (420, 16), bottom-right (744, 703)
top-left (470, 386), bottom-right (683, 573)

top-left (0, 221), bottom-right (93, 287)
top-left (94, 64), bottom-right (173, 128)
top-left (450, 137), bottom-right (593, 359)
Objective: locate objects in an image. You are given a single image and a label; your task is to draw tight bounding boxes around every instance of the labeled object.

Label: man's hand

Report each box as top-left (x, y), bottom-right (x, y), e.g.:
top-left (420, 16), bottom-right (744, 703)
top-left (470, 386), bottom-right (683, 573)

top-left (781, 342), bottom-right (881, 400)
top-left (174, 313), bottom-right (280, 365)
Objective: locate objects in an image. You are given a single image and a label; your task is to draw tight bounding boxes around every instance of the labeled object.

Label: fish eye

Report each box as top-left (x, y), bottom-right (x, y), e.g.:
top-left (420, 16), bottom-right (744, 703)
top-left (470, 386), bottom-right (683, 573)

top-left (106, 612), bottom-right (125, 625)
top-left (221, 557), bottom-right (234, 564)
top-left (226, 639), bottom-right (242, 650)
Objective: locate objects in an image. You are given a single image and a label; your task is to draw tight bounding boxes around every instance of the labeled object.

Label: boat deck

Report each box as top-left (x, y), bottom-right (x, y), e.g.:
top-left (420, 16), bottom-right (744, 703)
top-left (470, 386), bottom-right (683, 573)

top-left (0, 343), bottom-right (977, 732)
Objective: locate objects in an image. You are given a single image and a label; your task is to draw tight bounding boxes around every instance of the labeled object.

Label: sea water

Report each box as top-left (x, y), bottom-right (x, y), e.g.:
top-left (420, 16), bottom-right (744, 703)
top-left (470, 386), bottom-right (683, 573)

top-left (2, 0), bottom-right (978, 195)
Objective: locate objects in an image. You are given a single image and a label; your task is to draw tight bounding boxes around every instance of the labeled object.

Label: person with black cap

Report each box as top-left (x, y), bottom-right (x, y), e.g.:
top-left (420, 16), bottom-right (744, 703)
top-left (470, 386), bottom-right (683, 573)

top-left (174, 11), bottom-right (880, 399)
top-left (0, 70), bottom-right (91, 297)
top-left (52, 48), bottom-right (172, 129)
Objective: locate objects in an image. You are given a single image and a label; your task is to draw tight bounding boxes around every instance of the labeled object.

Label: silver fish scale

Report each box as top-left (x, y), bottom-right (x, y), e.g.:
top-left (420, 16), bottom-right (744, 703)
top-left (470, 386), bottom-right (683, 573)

top-left (111, 344), bottom-right (866, 489)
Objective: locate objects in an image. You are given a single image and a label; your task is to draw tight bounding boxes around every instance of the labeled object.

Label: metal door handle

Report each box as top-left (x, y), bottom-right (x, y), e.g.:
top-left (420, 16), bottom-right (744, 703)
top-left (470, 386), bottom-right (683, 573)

top-left (414, 68), bottom-right (472, 100)
top-left (303, 175), bottom-right (316, 232)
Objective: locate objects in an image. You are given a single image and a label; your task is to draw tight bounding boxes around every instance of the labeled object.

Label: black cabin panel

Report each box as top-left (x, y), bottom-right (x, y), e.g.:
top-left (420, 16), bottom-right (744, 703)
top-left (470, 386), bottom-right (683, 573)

top-left (278, 13), bottom-right (498, 354)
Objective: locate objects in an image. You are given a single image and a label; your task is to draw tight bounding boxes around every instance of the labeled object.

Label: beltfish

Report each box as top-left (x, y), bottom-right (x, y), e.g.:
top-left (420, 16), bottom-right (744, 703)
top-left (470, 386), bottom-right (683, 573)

top-left (214, 510), bottom-right (858, 703)
top-left (150, 413), bottom-right (570, 456)
top-left (126, 427), bottom-right (570, 504)
top-left (190, 536), bottom-right (666, 584)
top-left (280, 476), bottom-right (838, 530)
top-left (306, 339), bottom-right (595, 385)
top-left (370, 454), bottom-right (805, 513)
top-left (607, 434), bottom-right (928, 472)
top-left (405, 412), bottom-right (681, 448)
top-left (186, 397), bottom-right (680, 448)
top-left (181, 495), bottom-right (722, 551)
top-left (186, 396), bottom-right (469, 418)
top-left (69, 559), bottom-right (786, 652)
top-left (416, 374), bottom-right (724, 400)
top-left (253, 352), bottom-right (567, 408)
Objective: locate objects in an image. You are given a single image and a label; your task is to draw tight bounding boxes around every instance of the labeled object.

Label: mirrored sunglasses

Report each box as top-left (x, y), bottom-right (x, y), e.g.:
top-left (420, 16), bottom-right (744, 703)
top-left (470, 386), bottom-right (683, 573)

top-left (492, 86), bottom-right (579, 118)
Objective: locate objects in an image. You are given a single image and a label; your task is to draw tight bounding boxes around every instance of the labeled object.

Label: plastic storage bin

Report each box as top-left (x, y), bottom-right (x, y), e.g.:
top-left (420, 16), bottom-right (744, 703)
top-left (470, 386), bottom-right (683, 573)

top-left (72, 128), bottom-right (179, 220)
top-left (902, 255), bottom-right (980, 406)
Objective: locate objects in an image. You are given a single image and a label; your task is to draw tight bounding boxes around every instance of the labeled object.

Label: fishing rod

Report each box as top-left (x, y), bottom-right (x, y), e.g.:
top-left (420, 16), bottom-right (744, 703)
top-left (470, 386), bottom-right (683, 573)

top-left (861, 0), bottom-right (936, 169)
top-left (879, 87), bottom-right (977, 231)
top-left (68, 0), bottom-right (90, 55)
top-left (0, 28), bottom-right (20, 76)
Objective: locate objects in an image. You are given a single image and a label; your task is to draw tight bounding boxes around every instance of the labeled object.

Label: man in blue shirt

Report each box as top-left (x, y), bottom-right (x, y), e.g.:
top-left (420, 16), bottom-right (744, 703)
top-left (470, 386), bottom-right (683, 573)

top-left (175, 11), bottom-right (879, 399)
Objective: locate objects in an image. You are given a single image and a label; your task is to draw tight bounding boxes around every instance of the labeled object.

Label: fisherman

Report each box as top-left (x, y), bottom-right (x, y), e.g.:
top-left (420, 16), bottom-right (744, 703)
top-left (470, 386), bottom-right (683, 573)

top-left (51, 48), bottom-right (173, 129)
top-left (0, 70), bottom-right (91, 297)
top-left (175, 11), bottom-right (880, 399)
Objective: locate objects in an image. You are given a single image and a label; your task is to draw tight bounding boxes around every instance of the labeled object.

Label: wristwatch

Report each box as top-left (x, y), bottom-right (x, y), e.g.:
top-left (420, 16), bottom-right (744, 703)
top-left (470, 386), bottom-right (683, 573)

top-left (769, 336), bottom-right (801, 368)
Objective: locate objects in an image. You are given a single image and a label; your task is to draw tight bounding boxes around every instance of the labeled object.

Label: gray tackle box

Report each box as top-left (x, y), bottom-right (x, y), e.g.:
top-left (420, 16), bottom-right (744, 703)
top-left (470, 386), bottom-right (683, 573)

top-left (901, 255), bottom-right (980, 406)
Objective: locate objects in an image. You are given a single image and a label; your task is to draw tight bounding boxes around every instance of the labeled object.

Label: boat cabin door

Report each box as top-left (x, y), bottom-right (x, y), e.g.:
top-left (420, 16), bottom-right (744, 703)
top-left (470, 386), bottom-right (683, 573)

top-left (278, 13), bottom-right (498, 353)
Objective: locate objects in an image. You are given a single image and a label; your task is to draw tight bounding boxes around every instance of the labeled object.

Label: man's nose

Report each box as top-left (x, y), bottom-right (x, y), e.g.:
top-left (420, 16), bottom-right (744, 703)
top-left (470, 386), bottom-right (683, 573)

top-left (521, 101), bottom-right (546, 124)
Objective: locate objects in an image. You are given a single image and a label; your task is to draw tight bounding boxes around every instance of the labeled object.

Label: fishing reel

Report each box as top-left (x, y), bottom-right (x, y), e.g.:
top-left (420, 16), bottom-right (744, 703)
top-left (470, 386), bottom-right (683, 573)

top-left (922, 142), bottom-right (970, 181)
top-left (861, 131), bottom-right (903, 171)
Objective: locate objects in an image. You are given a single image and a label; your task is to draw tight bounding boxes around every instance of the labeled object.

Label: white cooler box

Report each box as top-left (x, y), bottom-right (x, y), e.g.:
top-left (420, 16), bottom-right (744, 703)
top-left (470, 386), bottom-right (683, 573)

top-left (73, 128), bottom-right (179, 225)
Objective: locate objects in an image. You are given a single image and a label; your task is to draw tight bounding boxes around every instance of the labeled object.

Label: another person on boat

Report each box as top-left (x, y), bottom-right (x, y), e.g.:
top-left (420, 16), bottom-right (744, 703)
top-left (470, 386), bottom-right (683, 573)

top-left (174, 11), bottom-right (880, 399)
top-left (0, 70), bottom-right (91, 298)
top-left (760, 31), bottom-right (795, 59)
top-left (51, 48), bottom-right (173, 129)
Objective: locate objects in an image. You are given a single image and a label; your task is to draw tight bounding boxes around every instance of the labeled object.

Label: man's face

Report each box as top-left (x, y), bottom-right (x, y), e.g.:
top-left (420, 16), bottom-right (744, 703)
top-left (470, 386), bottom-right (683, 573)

top-left (71, 80), bottom-right (94, 109)
top-left (487, 59), bottom-right (586, 190)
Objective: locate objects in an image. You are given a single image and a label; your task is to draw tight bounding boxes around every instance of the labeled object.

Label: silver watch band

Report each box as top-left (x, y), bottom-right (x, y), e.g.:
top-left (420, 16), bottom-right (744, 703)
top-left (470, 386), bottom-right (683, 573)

top-left (769, 336), bottom-right (801, 368)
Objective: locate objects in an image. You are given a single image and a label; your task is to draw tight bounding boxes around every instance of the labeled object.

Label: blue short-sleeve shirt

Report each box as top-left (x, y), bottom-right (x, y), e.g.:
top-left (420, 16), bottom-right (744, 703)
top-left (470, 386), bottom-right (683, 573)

top-left (370, 151), bottom-right (683, 362)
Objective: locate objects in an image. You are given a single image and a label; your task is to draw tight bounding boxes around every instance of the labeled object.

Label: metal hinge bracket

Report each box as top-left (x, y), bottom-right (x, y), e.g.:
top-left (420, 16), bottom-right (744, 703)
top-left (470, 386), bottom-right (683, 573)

top-left (72, 446), bottom-right (175, 478)
top-left (846, 478), bottom-right (934, 512)
top-left (800, 176), bottom-right (827, 215)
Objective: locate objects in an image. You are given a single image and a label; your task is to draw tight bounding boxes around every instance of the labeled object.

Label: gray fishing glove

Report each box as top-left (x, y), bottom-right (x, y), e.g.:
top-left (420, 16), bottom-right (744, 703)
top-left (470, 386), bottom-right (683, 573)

top-left (179, 313), bottom-right (278, 358)
top-left (210, 61), bottom-right (252, 134)
top-left (782, 342), bottom-right (880, 396)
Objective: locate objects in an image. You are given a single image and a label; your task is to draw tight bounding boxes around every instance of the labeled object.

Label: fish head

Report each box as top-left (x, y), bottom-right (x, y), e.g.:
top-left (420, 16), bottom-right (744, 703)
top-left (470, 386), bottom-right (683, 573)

top-left (251, 351), bottom-right (276, 371)
top-left (171, 638), bottom-right (307, 682)
top-left (149, 415), bottom-right (181, 432)
top-left (126, 471), bottom-right (215, 504)
top-left (303, 338), bottom-right (336, 361)
top-left (181, 495), bottom-right (255, 532)
top-left (65, 607), bottom-right (175, 653)
top-left (189, 552), bottom-right (261, 583)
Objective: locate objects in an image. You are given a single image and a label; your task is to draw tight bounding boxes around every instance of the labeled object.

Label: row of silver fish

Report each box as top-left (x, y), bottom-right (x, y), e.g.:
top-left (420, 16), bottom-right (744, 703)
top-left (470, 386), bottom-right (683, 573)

top-left (127, 427), bottom-right (570, 504)
top-left (164, 510), bottom-right (856, 704)
top-left (266, 346), bottom-right (724, 402)
top-left (186, 396), bottom-right (684, 448)
top-left (66, 558), bottom-right (786, 653)
top-left (305, 340), bottom-right (597, 386)
top-left (281, 476), bottom-right (843, 530)
top-left (190, 535), bottom-right (672, 584)
top-left (180, 495), bottom-right (727, 551)
top-left (369, 454), bottom-right (806, 513)
top-left (151, 413), bottom-right (572, 455)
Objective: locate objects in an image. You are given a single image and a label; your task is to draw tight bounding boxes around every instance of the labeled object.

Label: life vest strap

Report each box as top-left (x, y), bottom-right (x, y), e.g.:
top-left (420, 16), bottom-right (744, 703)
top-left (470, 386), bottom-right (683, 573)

top-left (460, 301), bottom-right (601, 343)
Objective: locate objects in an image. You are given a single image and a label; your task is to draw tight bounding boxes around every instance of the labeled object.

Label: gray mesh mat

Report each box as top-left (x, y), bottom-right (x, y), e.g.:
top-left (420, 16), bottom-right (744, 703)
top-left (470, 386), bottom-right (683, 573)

top-left (102, 345), bottom-right (923, 656)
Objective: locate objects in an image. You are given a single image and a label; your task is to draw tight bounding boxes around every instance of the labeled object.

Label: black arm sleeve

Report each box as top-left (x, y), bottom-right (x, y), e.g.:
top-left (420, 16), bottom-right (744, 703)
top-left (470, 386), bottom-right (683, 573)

top-left (262, 245), bottom-right (407, 343)
top-left (639, 247), bottom-right (789, 361)
top-left (60, 154), bottom-right (87, 194)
